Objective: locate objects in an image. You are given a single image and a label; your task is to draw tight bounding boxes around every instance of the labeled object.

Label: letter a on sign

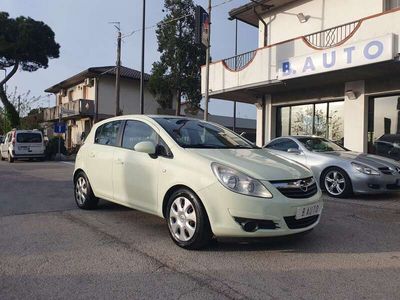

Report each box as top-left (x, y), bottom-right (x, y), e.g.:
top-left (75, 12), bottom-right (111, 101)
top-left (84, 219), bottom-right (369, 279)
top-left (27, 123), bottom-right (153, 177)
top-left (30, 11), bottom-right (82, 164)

top-left (303, 57), bottom-right (316, 73)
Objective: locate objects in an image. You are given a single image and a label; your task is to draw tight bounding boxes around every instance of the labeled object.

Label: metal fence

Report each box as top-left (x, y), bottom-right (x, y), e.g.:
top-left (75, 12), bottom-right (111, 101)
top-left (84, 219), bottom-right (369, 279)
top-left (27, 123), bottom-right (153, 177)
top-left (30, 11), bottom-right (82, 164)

top-left (304, 20), bottom-right (360, 49)
top-left (223, 50), bottom-right (257, 71)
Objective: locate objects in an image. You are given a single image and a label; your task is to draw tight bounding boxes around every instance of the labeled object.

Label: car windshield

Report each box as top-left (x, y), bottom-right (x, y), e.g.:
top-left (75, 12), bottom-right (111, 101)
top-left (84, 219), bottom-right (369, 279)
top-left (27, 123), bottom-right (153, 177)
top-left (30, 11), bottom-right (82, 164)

top-left (297, 137), bottom-right (346, 152)
top-left (16, 132), bottom-right (42, 143)
top-left (153, 118), bottom-right (257, 149)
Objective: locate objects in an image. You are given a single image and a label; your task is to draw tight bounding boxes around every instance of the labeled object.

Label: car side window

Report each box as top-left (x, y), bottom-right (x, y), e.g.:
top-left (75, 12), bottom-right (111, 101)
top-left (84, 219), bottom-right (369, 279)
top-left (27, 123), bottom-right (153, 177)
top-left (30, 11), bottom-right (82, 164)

top-left (95, 121), bottom-right (122, 146)
top-left (266, 138), bottom-right (299, 152)
top-left (122, 120), bottom-right (158, 150)
top-left (122, 120), bottom-right (172, 157)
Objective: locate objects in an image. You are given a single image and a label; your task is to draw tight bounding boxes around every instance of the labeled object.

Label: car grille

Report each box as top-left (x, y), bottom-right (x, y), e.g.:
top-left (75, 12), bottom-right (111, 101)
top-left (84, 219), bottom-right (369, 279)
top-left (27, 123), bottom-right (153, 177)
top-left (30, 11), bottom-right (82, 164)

top-left (284, 215), bottom-right (319, 229)
top-left (378, 167), bottom-right (395, 175)
top-left (271, 177), bottom-right (318, 199)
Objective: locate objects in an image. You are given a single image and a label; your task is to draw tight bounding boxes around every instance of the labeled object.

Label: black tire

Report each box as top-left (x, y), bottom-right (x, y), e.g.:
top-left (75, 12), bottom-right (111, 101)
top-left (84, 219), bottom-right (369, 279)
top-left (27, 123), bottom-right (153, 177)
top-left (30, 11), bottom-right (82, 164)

top-left (8, 153), bottom-right (14, 163)
top-left (1, 153), bottom-right (4, 161)
top-left (166, 188), bottom-right (212, 250)
top-left (74, 171), bottom-right (99, 209)
top-left (321, 167), bottom-right (353, 198)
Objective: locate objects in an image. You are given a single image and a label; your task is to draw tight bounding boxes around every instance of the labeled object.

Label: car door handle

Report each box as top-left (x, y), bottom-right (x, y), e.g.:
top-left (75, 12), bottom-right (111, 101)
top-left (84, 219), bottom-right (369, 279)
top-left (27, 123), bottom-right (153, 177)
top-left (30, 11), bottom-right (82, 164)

top-left (115, 158), bottom-right (124, 165)
top-left (89, 152), bottom-right (95, 158)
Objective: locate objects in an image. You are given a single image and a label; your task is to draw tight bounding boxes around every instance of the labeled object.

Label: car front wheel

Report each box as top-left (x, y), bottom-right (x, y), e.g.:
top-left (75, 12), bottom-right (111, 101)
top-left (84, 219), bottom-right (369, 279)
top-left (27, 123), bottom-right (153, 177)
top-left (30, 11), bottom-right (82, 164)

top-left (166, 188), bottom-right (212, 250)
top-left (323, 167), bottom-right (352, 198)
top-left (74, 172), bottom-right (99, 209)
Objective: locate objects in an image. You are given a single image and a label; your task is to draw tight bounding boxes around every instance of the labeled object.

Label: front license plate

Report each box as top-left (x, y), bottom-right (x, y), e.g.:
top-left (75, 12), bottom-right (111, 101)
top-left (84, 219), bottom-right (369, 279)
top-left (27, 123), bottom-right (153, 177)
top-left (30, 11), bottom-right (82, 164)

top-left (295, 203), bottom-right (322, 220)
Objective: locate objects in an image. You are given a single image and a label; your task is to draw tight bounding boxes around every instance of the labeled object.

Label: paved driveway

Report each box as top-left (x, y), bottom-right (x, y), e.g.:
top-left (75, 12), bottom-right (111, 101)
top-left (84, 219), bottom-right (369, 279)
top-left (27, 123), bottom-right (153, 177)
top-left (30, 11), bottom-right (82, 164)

top-left (0, 161), bottom-right (399, 299)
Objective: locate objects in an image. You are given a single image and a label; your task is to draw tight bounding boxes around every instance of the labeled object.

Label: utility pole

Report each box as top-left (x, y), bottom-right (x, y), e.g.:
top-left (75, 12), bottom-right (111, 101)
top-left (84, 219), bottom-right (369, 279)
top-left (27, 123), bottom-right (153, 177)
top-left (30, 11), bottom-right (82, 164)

top-left (113, 22), bottom-right (122, 116)
top-left (233, 19), bottom-right (238, 132)
top-left (139, 0), bottom-right (146, 114)
top-left (204, 0), bottom-right (211, 121)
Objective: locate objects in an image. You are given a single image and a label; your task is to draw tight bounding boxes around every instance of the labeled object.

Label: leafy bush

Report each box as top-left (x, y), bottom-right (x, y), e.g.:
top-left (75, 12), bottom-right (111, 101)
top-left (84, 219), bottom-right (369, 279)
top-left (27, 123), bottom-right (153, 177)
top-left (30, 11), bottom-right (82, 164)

top-left (45, 136), bottom-right (67, 159)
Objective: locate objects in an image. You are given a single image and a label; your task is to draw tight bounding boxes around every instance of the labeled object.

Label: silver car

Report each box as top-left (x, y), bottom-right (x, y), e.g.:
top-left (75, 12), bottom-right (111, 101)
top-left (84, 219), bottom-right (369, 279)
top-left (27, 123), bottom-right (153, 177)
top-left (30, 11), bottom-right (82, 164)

top-left (265, 136), bottom-right (400, 198)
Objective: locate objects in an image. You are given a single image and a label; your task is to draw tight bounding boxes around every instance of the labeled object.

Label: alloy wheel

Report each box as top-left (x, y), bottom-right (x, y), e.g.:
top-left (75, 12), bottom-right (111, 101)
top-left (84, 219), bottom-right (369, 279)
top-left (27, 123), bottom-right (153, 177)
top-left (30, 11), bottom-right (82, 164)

top-left (75, 176), bottom-right (88, 205)
top-left (324, 170), bottom-right (346, 196)
top-left (169, 196), bottom-right (197, 242)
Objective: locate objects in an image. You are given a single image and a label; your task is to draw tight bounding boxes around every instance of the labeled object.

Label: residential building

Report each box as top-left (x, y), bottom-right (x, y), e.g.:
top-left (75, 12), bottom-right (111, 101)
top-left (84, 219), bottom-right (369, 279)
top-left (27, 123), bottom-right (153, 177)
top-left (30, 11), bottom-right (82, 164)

top-left (43, 66), bottom-right (158, 149)
top-left (202, 0), bottom-right (400, 160)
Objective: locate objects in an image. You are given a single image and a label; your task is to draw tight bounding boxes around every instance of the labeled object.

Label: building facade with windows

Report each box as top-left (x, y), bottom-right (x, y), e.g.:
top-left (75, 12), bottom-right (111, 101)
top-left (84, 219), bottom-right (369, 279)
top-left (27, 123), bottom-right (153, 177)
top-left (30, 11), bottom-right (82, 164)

top-left (43, 66), bottom-right (159, 149)
top-left (202, 0), bottom-right (400, 160)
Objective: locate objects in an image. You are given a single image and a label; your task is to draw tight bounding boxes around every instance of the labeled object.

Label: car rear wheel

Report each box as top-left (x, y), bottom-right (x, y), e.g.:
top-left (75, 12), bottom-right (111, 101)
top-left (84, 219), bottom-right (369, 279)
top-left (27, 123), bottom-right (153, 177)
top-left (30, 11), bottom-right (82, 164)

top-left (166, 188), bottom-right (212, 250)
top-left (323, 167), bottom-right (352, 198)
top-left (8, 152), bottom-right (14, 163)
top-left (74, 172), bottom-right (98, 209)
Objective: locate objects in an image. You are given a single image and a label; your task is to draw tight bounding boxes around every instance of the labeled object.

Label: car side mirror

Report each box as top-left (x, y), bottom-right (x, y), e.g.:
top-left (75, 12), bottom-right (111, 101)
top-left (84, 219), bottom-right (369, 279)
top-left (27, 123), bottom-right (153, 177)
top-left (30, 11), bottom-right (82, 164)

top-left (287, 148), bottom-right (302, 154)
top-left (134, 141), bottom-right (156, 155)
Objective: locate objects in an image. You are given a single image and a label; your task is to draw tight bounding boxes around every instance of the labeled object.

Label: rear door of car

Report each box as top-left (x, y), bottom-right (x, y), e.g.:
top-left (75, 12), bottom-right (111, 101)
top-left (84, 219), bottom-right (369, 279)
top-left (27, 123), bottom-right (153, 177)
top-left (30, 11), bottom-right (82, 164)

top-left (15, 131), bottom-right (44, 156)
top-left (0, 133), bottom-right (10, 156)
top-left (85, 120), bottom-right (123, 201)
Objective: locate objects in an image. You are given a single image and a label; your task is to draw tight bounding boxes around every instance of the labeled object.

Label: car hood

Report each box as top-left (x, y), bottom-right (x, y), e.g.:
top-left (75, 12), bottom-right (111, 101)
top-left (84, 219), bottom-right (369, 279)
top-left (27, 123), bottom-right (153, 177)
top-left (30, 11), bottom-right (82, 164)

top-left (324, 151), bottom-right (400, 169)
top-left (187, 148), bottom-right (311, 181)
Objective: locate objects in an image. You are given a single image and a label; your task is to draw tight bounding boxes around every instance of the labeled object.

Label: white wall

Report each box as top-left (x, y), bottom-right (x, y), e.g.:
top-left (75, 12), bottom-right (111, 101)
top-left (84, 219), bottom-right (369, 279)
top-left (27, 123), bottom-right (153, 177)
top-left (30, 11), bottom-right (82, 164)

top-left (260, 0), bottom-right (383, 47)
top-left (97, 77), bottom-right (159, 116)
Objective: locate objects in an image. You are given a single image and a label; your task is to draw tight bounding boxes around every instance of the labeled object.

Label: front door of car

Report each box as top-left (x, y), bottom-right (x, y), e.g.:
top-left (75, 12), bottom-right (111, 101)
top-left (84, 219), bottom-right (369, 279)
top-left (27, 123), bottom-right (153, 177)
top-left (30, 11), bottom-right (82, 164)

top-left (85, 120), bottom-right (122, 201)
top-left (112, 120), bottom-right (163, 213)
top-left (266, 138), bottom-right (307, 165)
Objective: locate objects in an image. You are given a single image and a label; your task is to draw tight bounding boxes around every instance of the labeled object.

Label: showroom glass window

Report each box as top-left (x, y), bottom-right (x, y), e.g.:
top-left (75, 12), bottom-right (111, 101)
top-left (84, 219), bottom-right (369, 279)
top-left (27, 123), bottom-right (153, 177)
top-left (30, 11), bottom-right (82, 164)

top-left (276, 101), bottom-right (344, 145)
top-left (368, 95), bottom-right (400, 160)
top-left (385, 0), bottom-right (400, 10)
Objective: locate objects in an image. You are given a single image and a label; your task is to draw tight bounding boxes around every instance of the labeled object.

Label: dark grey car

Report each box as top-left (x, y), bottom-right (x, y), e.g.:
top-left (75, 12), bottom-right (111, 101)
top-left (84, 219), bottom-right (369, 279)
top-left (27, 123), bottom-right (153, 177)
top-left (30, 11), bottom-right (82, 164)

top-left (265, 136), bottom-right (400, 197)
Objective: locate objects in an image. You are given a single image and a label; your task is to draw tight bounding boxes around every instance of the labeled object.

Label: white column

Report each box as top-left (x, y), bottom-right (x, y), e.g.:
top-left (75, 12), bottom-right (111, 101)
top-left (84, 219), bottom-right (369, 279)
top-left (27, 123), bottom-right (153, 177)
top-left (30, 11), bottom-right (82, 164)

top-left (264, 95), bottom-right (275, 143)
top-left (255, 95), bottom-right (274, 147)
top-left (256, 99), bottom-right (264, 147)
top-left (344, 80), bottom-right (367, 152)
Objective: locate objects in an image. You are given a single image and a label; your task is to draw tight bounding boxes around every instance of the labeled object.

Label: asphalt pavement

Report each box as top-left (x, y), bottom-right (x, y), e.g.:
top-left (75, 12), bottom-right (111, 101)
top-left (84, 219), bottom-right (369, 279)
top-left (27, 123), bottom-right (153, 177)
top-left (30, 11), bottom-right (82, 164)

top-left (0, 160), bottom-right (399, 299)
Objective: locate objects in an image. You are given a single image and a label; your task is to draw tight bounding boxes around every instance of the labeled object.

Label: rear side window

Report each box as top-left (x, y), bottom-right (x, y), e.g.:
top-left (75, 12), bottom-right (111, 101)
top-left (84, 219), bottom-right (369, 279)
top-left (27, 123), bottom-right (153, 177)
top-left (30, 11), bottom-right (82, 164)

top-left (95, 121), bottom-right (122, 146)
top-left (16, 132), bottom-right (42, 143)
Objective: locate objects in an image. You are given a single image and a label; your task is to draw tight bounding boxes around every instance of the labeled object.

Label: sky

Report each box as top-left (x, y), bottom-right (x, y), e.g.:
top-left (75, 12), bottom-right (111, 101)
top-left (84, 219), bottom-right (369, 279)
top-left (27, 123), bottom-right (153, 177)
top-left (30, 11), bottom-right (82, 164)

top-left (2, 0), bottom-right (258, 119)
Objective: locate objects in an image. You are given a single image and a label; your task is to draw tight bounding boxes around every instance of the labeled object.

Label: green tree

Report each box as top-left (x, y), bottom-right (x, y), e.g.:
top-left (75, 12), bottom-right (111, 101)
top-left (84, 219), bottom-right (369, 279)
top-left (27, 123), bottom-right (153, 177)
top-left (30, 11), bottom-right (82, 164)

top-left (0, 12), bottom-right (60, 127)
top-left (149, 0), bottom-right (206, 115)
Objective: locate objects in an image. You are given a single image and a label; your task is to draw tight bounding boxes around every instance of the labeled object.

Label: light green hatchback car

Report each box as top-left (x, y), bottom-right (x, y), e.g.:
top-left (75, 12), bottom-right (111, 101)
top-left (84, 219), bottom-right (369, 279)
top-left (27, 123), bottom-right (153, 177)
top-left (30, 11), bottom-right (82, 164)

top-left (73, 115), bottom-right (323, 249)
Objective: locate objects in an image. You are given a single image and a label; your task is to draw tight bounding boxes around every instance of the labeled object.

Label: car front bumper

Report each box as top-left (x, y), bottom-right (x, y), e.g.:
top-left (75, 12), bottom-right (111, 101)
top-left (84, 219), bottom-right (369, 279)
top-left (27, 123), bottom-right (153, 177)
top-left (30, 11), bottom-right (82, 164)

top-left (196, 182), bottom-right (323, 238)
top-left (350, 171), bottom-right (400, 194)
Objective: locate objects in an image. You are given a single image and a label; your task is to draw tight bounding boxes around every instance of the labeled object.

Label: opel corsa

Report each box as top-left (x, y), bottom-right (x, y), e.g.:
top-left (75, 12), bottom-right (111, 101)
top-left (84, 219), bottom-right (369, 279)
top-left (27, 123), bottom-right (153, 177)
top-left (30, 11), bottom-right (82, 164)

top-left (73, 116), bottom-right (323, 249)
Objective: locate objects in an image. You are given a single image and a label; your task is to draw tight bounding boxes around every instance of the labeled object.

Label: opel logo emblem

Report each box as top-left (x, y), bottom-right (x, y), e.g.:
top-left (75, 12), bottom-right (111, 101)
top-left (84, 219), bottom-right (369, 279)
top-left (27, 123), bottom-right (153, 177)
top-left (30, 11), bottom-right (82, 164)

top-left (299, 180), bottom-right (309, 192)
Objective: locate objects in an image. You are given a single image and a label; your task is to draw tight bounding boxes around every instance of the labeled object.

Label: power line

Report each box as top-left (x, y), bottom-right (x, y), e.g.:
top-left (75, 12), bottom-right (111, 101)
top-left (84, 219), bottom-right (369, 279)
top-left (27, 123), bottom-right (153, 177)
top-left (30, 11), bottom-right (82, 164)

top-left (122, 0), bottom-right (237, 39)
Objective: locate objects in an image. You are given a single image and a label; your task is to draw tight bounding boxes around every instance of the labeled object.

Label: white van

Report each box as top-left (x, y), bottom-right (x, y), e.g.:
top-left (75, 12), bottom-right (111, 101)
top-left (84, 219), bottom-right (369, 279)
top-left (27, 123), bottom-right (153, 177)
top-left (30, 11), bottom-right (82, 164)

top-left (0, 130), bottom-right (45, 162)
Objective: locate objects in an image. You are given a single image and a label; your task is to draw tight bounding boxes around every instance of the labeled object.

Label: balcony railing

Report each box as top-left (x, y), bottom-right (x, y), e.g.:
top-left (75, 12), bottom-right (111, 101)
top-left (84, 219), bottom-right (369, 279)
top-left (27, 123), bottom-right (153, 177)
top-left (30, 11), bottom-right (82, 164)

top-left (303, 20), bottom-right (361, 49)
top-left (222, 49), bottom-right (257, 71)
top-left (43, 99), bottom-right (94, 121)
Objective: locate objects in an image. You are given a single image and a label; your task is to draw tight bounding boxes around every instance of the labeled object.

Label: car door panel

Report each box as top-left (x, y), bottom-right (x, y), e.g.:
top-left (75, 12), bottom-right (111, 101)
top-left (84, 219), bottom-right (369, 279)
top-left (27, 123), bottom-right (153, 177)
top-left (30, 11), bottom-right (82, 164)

top-left (85, 120), bottom-right (122, 200)
top-left (113, 148), bottom-right (159, 212)
top-left (112, 120), bottom-right (161, 213)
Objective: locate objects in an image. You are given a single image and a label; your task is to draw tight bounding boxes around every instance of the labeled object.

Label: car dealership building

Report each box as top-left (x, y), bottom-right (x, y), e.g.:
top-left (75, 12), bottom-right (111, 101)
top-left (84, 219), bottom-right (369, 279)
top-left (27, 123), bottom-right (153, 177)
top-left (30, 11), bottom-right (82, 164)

top-left (202, 0), bottom-right (400, 160)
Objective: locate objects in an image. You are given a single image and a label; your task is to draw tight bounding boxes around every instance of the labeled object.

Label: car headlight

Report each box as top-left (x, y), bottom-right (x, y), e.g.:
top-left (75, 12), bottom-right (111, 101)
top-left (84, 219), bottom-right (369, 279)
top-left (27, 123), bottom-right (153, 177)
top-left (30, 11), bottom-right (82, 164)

top-left (211, 163), bottom-right (273, 198)
top-left (351, 162), bottom-right (380, 176)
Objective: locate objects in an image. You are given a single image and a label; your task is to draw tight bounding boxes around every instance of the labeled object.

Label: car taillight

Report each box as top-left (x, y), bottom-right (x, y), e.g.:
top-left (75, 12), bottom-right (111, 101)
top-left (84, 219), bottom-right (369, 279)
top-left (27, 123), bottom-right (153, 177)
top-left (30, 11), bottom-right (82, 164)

top-left (11, 131), bottom-right (16, 145)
